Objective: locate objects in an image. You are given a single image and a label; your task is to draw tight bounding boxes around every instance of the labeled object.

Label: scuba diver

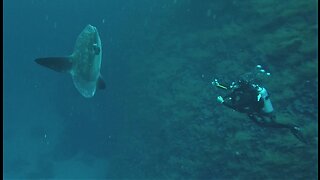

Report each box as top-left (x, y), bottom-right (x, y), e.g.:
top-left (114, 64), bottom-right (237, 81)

top-left (213, 65), bottom-right (308, 144)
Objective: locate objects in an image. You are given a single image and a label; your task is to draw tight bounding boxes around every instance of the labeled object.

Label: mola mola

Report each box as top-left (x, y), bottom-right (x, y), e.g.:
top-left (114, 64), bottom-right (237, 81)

top-left (35, 24), bottom-right (106, 98)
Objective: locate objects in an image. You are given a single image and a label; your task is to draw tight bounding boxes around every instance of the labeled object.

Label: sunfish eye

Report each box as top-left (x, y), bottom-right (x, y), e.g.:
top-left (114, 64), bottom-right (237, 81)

top-left (92, 43), bottom-right (100, 55)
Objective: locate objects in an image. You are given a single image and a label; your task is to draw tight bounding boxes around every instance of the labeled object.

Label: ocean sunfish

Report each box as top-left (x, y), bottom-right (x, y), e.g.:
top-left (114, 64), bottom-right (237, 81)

top-left (35, 24), bottom-right (105, 98)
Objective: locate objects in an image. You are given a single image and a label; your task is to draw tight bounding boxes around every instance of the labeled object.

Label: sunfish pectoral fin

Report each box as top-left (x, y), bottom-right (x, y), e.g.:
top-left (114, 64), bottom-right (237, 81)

top-left (97, 75), bottom-right (106, 90)
top-left (35, 57), bottom-right (72, 73)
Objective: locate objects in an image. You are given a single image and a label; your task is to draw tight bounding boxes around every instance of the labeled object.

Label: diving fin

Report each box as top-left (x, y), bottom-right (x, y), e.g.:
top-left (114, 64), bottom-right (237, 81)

top-left (290, 126), bottom-right (308, 144)
top-left (97, 75), bottom-right (106, 90)
top-left (35, 57), bottom-right (72, 73)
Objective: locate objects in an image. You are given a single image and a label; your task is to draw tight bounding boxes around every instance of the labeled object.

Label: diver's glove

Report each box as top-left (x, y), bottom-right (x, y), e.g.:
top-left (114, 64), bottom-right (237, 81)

top-left (217, 96), bottom-right (224, 103)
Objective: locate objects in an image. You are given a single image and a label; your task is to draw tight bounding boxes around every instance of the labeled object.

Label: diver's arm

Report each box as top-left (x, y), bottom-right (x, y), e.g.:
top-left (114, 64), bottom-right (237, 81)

top-left (217, 96), bottom-right (238, 111)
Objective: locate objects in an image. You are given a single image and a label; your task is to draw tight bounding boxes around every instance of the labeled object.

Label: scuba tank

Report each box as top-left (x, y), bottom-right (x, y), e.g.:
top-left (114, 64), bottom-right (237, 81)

top-left (257, 87), bottom-right (274, 113)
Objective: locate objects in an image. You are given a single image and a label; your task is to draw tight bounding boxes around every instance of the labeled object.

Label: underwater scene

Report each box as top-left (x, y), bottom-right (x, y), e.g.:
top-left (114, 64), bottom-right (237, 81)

top-left (3, 0), bottom-right (318, 179)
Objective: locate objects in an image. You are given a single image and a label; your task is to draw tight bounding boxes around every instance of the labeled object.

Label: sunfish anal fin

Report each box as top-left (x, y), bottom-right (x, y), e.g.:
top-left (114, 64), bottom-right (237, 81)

top-left (97, 75), bottom-right (106, 90)
top-left (35, 57), bottom-right (72, 73)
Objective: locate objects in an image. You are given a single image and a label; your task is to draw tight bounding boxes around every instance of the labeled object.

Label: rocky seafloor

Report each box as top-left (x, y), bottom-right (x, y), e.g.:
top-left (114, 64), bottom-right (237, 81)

top-left (108, 0), bottom-right (318, 179)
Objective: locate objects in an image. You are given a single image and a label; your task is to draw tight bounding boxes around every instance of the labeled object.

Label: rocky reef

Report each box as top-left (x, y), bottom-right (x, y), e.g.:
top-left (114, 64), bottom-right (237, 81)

top-left (108, 0), bottom-right (318, 179)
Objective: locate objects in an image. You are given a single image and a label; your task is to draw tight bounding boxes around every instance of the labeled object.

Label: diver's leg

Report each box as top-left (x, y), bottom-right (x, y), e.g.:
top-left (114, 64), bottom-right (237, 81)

top-left (289, 126), bottom-right (308, 144)
top-left (265, 114), bottom-right (292, 129)
top-left (248, 114), bottom-right (266, 127)
top-left (248, 114), bottom-right (289, 128)
top-left (248, 114), bottom-right (308, 144)
top-left (268, 115), bottom-right (308, 144)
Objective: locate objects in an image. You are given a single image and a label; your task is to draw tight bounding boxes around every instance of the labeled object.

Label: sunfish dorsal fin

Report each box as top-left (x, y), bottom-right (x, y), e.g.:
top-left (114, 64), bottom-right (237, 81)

top-left (35, 57), bottom-right (72, 73)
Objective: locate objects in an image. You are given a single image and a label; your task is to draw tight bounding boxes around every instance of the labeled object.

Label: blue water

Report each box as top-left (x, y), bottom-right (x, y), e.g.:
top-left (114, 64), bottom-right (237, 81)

top-left (4, 0), bottom-right (318, 179)
top-left (4, 0), bottom-right (144, 178)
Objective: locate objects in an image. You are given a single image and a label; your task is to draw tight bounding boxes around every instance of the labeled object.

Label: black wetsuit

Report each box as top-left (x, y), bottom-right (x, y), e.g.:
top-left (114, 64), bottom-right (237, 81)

top-left (221, 81), bottom-right (307, 144)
